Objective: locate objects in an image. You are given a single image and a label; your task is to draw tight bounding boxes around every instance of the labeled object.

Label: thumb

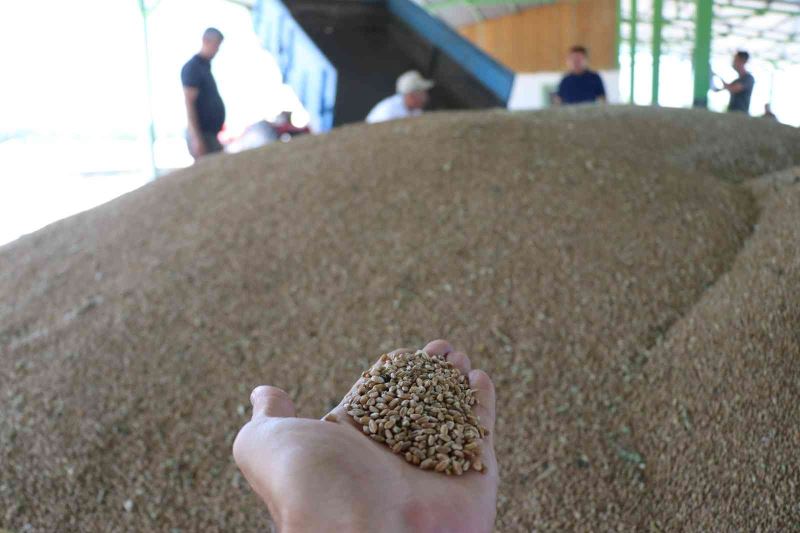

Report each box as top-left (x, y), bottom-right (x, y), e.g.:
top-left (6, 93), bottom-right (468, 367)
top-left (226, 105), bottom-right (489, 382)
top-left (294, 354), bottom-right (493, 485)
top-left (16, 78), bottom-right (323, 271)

top-left (250, 385), bottom-right (296, 420)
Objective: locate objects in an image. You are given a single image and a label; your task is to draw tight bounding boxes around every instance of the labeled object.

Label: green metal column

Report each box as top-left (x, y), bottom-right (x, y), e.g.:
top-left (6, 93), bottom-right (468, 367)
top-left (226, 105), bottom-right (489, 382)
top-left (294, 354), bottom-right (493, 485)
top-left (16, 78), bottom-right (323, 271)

top-left (138, 0), bottom-right (157, 178)
top-left (692, 0), bottom-right (713, 108)
top-left (629, 0), bottom-right (637, 104)
top-left (615, 0), bottom-right (622, 69)
top-left (651, 0), bottom-right (663, 105)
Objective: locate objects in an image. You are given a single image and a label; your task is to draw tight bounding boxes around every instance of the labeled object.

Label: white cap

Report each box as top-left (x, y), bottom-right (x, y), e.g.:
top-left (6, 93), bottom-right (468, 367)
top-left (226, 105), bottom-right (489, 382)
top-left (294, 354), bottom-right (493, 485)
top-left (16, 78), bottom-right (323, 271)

top-left (396, 70), bottom-right (435, 95)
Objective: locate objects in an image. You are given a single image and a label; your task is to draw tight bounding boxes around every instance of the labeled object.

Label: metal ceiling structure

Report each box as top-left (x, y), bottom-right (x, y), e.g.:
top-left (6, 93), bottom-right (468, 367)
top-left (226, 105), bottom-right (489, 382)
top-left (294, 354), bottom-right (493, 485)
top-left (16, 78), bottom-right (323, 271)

top-left (411, 0), bottom-right (799, 108)
top-left (639, 0), bottom-right (800, 62)
top-left (618, 0), bottom-right (800, 106)
top-left (412, 0), bottom-right (556, 27)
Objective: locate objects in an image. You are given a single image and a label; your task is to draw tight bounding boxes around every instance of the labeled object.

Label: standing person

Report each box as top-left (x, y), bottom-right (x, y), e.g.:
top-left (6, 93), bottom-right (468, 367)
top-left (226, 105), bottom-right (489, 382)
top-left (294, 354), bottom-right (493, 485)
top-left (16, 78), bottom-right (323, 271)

top-left (554, 46), bottom-right (606, 105)
top-left (715, 51), bottom-right (755, 114)
top-left (181, 28), bottom-right (226, 160)
top-left (366, 70), bottom-right (434, 124)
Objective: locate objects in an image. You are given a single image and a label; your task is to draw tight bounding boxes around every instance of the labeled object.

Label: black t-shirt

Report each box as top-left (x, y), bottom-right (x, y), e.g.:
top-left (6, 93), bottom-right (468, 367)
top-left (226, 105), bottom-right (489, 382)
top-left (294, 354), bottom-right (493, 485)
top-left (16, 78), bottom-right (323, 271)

top-left (181, 54), bottom-right (225, 133)
top-left (557, 70), bottom-right (606, 104)
top-left (728, 72), bottom-right (754, 113)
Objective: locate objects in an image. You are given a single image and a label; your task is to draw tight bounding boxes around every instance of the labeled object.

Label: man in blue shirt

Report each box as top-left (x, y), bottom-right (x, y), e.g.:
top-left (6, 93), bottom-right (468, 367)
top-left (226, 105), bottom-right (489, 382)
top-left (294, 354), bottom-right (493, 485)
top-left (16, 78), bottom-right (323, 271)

top-left (181, 28), bottom-right (226, 160)
top-left (714, 51), bottom-right (755, 114)
top-left (555, 46), bottom-right (606, 105)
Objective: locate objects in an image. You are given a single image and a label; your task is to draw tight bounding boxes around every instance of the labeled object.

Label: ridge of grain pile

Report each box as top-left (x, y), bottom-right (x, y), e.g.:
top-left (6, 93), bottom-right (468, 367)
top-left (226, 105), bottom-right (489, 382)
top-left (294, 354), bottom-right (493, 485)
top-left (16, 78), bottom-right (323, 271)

top-left (2, 107), bottom-right (799, 531)
top-left (346, 350), bottom-right (487, 475)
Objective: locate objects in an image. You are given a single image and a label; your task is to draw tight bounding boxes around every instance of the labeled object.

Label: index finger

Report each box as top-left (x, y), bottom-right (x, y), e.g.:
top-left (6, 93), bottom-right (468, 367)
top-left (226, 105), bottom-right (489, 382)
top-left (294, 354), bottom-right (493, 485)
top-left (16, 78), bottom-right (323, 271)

top-left (468, 369), bottom-right (496, 444)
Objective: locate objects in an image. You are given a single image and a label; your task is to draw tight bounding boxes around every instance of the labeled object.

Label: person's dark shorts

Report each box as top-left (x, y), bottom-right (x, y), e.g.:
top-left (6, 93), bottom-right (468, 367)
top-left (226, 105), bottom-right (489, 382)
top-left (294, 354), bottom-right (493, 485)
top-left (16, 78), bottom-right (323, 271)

top-left (186, 130), bottom-right (223, 160)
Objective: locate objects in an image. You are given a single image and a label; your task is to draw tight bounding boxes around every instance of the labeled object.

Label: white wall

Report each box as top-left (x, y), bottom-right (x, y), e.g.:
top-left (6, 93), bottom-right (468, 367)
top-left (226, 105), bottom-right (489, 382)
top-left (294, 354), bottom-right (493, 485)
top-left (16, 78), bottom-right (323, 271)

top-left (508, 70), bottom-right (621, 110)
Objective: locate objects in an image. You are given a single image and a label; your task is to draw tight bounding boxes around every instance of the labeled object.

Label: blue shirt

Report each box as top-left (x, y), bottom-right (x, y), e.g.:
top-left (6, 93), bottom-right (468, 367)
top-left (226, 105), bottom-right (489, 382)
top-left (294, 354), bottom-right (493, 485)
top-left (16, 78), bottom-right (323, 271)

top-left (181, 54), bottom-right (226, 133)
top-left (557, 70), bottom-right (606, 105)
top-left (727, 72), bottom-right (754, 113)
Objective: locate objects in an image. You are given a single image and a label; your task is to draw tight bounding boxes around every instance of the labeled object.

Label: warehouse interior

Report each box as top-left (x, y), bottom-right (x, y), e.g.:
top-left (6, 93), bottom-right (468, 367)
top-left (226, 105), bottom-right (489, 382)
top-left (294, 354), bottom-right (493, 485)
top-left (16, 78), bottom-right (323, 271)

top-left (2, 1), bottom-right (800, 531)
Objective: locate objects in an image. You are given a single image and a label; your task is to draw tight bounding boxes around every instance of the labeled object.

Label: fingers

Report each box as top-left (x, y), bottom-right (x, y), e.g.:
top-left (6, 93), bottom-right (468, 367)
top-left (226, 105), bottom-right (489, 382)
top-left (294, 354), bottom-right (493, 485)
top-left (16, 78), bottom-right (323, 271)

top-left (468, 369), bottom-right (496, 442)
top-left (422, 339), bottom-right (471, 375)
top-left (423, 341), bottom-right (494, 452)
top-left (446, 351), bottom-right (471, 375)
top-left (422, 339), bottom-right (454, 357)
top-left (250, 385), bottom-right (296, 421)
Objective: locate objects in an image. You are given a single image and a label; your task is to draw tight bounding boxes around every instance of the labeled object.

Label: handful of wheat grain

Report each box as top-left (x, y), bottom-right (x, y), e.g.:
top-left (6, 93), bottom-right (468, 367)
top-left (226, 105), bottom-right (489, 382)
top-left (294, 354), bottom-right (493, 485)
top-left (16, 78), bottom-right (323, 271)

top-left (346, 350), bottom-right (487, 475)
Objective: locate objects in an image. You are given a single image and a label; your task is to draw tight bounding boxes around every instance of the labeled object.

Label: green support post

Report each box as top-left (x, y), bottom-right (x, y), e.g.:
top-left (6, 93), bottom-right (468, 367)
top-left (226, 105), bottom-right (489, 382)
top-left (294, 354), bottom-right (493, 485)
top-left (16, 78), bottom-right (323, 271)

top-left (629, 0), bottom-right (637, 104)
top-left (615, 0), bottom-right (622, 69)
top-left (692, 0), bottom-right (713, 108)
top-left (138, 0), bottom-right (158, 179)
top-left (651, 0), bottom-right (663, 105)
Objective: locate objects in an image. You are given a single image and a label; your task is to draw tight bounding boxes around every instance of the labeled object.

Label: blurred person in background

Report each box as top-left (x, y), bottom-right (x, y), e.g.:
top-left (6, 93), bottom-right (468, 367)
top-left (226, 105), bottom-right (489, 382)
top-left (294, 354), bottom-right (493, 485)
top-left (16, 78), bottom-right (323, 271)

top-left (366, 70), bottom-right (434, 124)
top-left (182, 27), bottom-right (226, 160)
top-left (554, 46), bottom-right (606, 105)
top-left (763, 104), bottom-right (777, 121)
top-left (715, 50), bottom-right (755, 114)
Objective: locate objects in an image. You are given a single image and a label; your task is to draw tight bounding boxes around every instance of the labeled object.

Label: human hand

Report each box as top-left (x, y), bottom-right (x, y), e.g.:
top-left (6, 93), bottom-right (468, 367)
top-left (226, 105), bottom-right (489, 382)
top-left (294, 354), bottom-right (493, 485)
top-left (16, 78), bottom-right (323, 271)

top-left (233, 340), bottom-right (498, 533)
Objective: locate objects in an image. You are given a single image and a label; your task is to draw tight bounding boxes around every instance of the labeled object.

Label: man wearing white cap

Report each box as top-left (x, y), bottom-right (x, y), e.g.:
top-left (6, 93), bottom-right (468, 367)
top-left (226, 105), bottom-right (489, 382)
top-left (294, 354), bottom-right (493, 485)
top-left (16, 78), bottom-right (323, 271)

top-left (366, 70), bottom-right (435, 124)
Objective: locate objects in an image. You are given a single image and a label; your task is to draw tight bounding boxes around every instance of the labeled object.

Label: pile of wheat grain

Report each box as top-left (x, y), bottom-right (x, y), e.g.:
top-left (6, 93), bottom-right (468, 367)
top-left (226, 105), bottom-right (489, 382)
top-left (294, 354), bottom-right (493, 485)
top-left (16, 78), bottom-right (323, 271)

top-left (1, 107), bottom-right (799, 532)
top-left (345, 350), bottom-right (486, 475)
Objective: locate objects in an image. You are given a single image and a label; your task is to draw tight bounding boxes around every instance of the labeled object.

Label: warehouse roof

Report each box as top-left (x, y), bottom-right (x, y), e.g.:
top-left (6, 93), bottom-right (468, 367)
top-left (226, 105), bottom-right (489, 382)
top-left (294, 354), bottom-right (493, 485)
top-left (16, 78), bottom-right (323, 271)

top-left (621, 0), bottom-right (800, 65)
top-left (411, 0), bottom-right (556, 27)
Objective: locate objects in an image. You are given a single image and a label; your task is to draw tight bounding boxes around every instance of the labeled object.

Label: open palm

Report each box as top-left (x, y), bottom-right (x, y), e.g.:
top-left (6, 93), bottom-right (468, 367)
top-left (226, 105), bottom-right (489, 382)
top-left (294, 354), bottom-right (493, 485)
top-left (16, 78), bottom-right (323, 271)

top-left (233, 340), bottom-right (498, 533)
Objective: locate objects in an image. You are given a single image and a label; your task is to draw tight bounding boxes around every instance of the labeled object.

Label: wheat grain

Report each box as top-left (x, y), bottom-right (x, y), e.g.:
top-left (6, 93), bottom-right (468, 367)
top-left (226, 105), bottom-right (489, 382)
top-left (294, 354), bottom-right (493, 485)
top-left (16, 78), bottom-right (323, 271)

top-left (346, 349), bottom-right (487, 476)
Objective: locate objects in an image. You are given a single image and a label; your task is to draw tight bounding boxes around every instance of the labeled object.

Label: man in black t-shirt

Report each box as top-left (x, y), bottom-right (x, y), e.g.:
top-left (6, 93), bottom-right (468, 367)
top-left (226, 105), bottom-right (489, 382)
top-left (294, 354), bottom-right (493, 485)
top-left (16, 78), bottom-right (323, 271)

top-left (181, 28), bottom-right (226, 160)
top-left (715, 50), bottom-right (755, 114)
top-left (554, 46), bottom-right (606, 106)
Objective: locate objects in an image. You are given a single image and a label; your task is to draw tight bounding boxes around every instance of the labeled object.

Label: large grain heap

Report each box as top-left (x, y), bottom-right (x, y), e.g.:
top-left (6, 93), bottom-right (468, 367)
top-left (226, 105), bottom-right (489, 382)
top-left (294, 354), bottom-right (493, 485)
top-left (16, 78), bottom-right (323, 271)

top-left (1, 107), bottom-right (799, 531)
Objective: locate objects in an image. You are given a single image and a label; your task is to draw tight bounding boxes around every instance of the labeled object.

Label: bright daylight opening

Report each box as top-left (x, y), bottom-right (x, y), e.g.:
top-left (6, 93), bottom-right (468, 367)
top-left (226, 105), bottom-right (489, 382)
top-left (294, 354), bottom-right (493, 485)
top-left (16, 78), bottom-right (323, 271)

top-left (0, 0), bottom-right (309, 246)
